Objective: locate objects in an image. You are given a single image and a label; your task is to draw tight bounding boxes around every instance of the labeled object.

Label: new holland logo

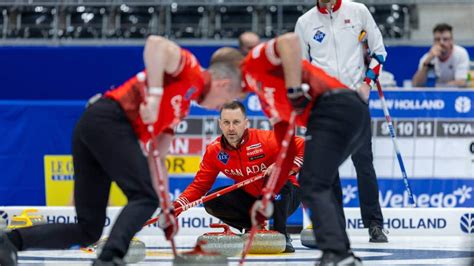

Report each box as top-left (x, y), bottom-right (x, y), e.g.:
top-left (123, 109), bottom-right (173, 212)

top-left (454, 96), bottom-right (471, 114)
top-left (460, 213), bottom-right (474, 234)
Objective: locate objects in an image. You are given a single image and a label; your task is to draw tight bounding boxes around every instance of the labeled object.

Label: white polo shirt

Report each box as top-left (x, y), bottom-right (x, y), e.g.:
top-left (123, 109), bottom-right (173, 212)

top-left (295, 0), bottom-right (387, 90)
top-left (417, 44), bottom-right (470, 87)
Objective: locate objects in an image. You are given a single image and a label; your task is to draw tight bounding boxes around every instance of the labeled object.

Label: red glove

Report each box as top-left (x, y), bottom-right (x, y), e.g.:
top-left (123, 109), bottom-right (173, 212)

top-left (139, 94), bottom-right (162, 124)
top-left (250, 199), bottom-right (274, 227)
top-left (158, 210), bottom-right (179, 241)
top-left (172, 201), bottom-right (184, 217)
top-left (172, 197), bottom-right (190, 217)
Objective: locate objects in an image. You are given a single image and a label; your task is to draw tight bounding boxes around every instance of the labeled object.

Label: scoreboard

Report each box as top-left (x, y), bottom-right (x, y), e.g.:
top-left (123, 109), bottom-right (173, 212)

top-left (171, 90), bottom-right (473, 180)
top-left (365, 90), bottom-right (473, 180)
top-left (168, 115), bottom-right (474, 178)
top-left (338, 118), bottom-right (474, 179)
top-left (168, 89), bottom-right (474, 209)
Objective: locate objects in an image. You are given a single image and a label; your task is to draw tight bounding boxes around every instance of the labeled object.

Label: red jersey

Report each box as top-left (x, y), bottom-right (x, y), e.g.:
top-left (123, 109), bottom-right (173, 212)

top-left (105, 49), bottom-right (207, 144)
top-left (241, 38), bottom-right (348, 126)
top-left (177, 128), bottom-right (304, 204)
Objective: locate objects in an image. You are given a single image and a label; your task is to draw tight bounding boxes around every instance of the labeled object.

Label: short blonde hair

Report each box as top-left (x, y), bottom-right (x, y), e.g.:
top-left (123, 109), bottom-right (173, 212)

top-left (210, 47), bottom-right (244, 67)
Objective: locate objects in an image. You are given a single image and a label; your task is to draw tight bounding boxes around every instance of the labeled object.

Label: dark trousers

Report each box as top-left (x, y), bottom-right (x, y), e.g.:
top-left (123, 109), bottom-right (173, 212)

top-left (14, 98), bottom-right (159, 260)
top-left (351, 110), bottom-right (384, 228)
top-left (203, 181), bottom-right (301, 235)
top-left (299, 90), bottom-right (370, 253)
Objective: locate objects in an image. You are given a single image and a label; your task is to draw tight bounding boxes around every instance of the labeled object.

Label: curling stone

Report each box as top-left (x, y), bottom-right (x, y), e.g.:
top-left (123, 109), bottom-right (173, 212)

top-left (300, 224), bottom-right (318, 249)
top-left (96, 237), bottom-right (146, 264)
top-left (241, 229), bottom-right (286, 254)
top-left (7, 209), bottom-right (46, 230)
top-left (173, 239), bottom-right (228, 266)
top-left (197, 223), bottom-right (243, 257)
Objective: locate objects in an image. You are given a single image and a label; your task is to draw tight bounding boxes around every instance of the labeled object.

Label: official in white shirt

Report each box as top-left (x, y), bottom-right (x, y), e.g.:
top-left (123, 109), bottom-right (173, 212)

top-left (295, 1), bottom-right (387, 264)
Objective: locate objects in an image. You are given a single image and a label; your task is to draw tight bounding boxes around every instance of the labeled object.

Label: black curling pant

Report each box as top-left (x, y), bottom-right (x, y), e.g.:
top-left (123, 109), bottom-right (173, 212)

top-left (13, 98), bottom-right (159, 260)
top-left (203, 181), bottom-right (300, 235)
top-left (299, 90), bottom-right (370, 253)
top-left (350, 106), bottom-right (384, 228)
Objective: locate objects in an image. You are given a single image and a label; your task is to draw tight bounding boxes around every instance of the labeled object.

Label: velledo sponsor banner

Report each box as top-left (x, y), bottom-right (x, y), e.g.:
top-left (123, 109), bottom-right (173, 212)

top-left (341, 179), bottom-right (474, 208)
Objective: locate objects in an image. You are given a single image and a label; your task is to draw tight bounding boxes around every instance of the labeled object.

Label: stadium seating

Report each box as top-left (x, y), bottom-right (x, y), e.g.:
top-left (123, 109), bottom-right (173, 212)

top-left (0, 1), bottom-right (414, 40)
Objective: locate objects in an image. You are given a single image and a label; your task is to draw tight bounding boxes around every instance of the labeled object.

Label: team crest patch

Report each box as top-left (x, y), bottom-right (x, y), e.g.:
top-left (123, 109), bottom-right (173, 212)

top-left (218, 151), bottom-right (230, 165)
top-left (184, 87), bottom-right (197, 100)
top-left (313, 30), bottom-right (326, 43)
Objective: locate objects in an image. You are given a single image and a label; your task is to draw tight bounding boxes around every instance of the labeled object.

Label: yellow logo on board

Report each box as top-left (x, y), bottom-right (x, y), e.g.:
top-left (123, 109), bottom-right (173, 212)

top-left (44, 155), bottom-right (202, 206)
top-left (44, 155), bottom-right (127, 206)
top-left (166, 155), bottom-right (201, 174)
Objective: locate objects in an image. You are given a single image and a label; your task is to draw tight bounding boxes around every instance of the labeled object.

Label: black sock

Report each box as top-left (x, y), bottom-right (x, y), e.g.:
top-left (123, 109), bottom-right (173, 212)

top-left (6, 230), bottom-right (22, 250)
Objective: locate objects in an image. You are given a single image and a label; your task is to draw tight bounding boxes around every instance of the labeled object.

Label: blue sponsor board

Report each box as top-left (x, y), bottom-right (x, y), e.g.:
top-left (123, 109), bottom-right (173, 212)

top-left (1, 45), bottom-right (473, 100)
top-left (341, 178), bottom-right (474, 208)
top-left (368, 90), bottom-right (474, 118)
